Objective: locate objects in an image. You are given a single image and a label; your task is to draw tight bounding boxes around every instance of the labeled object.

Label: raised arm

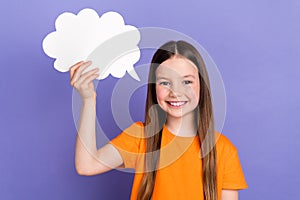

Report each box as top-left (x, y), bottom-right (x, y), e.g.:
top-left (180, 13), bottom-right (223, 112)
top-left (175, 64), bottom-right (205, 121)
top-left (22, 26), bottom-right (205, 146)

top-left (70, 61), bottom-right (123, 176)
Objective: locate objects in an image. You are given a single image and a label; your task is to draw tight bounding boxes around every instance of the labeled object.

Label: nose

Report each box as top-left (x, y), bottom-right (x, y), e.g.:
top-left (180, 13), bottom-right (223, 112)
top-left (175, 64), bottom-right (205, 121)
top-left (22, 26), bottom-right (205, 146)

top-left (169, 83), bottom-right (183, 98)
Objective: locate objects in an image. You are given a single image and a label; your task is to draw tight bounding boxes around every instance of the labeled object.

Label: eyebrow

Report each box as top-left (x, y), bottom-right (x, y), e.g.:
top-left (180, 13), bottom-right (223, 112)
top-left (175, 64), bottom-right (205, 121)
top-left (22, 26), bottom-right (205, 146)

top-left (182, 75), bottom-right (196, 79)
top-left (156, 76), bottom-right (170, 80)
top-left (156, 75), bottom-right (196, 80)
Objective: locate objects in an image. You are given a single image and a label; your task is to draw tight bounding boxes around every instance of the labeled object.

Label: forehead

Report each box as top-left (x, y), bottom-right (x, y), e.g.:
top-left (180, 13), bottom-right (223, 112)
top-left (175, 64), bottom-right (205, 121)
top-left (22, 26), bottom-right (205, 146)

top-left (156, 56), bottom-right (198, 78)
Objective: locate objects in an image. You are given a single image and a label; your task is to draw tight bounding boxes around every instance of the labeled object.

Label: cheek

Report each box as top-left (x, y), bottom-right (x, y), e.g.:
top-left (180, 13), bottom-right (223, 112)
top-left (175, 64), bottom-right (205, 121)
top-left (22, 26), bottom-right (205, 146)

top-left (156, 86), bottom-right (168, 103)
top-left (188, 84), bottom-right (200, 102)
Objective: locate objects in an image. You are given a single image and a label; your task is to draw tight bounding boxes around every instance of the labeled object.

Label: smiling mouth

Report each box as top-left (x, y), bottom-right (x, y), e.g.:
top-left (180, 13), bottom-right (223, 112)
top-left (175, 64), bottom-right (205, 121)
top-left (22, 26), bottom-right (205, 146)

top-left (166, 101), bottom-right (187, 107)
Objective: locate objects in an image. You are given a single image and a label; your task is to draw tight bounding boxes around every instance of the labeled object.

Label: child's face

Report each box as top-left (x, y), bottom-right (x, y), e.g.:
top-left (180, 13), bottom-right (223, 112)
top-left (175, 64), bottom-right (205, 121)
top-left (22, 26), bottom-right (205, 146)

top-left (155, 56), bottom-right (200, 120)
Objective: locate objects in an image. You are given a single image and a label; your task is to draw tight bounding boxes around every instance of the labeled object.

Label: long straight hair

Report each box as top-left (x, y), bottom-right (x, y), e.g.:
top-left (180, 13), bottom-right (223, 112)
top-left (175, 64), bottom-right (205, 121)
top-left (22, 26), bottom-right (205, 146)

top-left (137, 41), bottom-right (217, 200)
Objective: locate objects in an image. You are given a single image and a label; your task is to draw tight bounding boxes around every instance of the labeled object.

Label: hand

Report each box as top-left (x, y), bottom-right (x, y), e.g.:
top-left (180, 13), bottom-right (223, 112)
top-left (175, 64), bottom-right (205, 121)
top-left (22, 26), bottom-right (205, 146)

top-left (69, 61), bottom-right (100, 101)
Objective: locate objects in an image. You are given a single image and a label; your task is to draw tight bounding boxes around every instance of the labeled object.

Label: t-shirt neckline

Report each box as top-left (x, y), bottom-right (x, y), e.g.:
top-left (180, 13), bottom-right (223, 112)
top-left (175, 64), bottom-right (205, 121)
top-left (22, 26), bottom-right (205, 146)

top-left (163, 124), bottom-right (199, 139)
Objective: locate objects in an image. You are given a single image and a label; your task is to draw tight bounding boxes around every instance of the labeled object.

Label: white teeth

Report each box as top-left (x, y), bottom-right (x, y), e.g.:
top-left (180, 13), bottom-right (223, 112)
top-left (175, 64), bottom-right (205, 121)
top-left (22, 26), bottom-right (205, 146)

top-left (169, 101), bottom-right (185, 106)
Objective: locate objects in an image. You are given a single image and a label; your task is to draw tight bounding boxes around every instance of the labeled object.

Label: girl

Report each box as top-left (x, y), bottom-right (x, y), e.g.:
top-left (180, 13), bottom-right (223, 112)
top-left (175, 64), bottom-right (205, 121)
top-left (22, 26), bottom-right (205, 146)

top-left (70, 41), bottom-right (248, 200)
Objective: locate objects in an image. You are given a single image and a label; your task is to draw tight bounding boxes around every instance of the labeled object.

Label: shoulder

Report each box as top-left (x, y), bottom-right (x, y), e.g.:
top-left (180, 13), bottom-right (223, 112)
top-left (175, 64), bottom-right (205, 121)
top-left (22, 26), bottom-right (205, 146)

top-left (123, 121), bottom-right (144, 132)
top-left (109, 121), bottom-right (145, 151)
top-left (135, 121), bottom-right (144, 127)
top-left (214, 131), bottom-right (238, 156)
top-left (122, 121), bottom-right (144, 137)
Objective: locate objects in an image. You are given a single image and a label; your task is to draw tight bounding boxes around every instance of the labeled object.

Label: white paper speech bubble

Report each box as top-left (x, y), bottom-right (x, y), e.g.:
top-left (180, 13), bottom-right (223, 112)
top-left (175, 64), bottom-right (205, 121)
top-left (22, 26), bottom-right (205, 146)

top-left (42, 8), bottom-right (141, 81)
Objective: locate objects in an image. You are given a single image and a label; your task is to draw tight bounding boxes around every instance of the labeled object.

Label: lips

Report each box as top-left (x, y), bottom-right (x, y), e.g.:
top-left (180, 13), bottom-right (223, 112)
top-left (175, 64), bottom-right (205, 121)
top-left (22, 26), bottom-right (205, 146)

top-left (166, 101), bottom-right (187, 107)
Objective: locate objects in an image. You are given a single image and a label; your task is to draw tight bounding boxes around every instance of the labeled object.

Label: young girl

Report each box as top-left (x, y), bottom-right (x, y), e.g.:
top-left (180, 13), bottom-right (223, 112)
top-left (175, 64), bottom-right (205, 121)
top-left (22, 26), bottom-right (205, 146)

top-left (70, 40), bottom-right (248, 200)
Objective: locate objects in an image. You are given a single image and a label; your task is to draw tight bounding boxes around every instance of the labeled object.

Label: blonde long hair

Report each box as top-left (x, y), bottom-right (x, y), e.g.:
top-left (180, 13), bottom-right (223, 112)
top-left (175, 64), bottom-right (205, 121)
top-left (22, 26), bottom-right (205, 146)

top-left (137, 41), bottom-right (217, 200)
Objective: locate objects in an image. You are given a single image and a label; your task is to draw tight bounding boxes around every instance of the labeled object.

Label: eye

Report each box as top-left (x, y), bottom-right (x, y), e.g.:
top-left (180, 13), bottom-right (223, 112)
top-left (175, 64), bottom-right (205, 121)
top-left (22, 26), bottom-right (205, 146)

top-left (183, 80), bottom-right (192, 85)
top-left (159, 81), bottom-right (171, 86)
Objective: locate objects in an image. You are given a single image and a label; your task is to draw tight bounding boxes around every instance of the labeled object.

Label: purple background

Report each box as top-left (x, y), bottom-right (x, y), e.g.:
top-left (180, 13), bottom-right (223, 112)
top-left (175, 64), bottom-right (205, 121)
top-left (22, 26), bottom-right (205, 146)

top-left (1, 0), bottom-right (299, 199)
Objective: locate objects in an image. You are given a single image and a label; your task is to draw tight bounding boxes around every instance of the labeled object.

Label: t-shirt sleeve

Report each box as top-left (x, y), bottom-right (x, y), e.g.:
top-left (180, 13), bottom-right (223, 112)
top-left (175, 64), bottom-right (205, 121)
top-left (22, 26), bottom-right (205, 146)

top-left (109, 122), bottom-right (143, 169)
top-left (222, 145), bottom-right (248, 190)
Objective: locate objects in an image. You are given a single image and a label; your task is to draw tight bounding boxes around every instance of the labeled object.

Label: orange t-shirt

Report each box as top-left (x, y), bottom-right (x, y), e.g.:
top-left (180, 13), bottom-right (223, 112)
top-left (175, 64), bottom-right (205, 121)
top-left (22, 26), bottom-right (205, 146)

top-left (109, 122), bottom-right (248, 200)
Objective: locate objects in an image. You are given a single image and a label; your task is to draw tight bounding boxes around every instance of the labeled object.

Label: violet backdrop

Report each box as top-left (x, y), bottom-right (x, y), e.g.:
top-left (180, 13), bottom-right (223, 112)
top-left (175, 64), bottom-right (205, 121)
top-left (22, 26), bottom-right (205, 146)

top-left (0, 0), bottom-right (299, 199)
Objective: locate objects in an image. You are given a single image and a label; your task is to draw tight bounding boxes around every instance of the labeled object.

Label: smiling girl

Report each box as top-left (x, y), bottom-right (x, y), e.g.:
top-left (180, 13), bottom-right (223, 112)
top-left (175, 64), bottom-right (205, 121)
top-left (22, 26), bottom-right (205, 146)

top-left (70, 40), bottom-right (248, 200)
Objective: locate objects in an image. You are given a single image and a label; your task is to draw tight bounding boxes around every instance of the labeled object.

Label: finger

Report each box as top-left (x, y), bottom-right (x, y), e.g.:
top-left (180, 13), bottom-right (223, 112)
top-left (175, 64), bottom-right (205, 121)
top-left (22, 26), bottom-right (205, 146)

top-left (70, 61), bottom-right (90, 80)
top-left (81, 73), bottom-right (100, 86)
top-left (80, 67), bottom-right (99, 80)
top-left (69, 61), bottom-right (84, 79)
top-left (73, 68), bottom-right (99, 87)
top-left (70, 61), bottom-right (92, 86)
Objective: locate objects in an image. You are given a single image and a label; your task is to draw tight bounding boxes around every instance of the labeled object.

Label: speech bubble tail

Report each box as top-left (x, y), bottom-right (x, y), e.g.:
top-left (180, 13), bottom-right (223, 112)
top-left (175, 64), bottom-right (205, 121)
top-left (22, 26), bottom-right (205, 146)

top-left (127, 67), bottom-right (141, 81)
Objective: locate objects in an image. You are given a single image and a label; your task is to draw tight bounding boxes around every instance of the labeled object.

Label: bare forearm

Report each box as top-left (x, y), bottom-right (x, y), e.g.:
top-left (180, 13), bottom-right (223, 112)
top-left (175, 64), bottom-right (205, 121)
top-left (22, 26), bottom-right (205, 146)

top-left (75, 97), bottom-right (97, 172)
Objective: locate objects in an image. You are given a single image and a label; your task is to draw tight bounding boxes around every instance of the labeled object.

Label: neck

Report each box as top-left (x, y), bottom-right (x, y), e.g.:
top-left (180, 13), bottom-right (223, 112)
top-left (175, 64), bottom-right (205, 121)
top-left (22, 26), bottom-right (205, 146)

top-left (165, 114), bottom-right (197, 137)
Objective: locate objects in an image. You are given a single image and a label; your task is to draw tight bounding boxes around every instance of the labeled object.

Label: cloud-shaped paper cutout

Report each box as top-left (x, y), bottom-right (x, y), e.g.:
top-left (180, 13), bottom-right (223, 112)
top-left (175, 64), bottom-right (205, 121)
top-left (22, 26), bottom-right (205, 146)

top-left (42, 8), bottom-right (141, 81)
